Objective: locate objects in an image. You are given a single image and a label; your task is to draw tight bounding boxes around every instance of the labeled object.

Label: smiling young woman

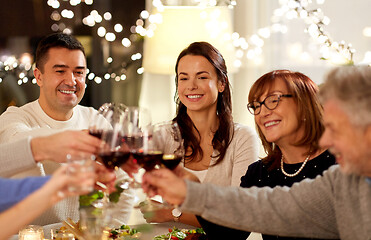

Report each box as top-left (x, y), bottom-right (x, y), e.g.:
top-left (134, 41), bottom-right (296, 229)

top-left (140, 42), bottom-right (259, 228)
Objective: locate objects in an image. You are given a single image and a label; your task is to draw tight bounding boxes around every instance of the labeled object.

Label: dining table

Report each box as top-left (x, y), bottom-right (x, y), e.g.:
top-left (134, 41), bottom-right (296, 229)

top-left (9, 188), bottom-right (195, 240)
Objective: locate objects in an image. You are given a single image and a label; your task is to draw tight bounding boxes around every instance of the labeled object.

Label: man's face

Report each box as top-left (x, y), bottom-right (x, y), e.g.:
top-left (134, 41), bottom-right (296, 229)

top-left (34, 47), bottom-right (86, 120)
top-left (320, 99), bottom-right (371, 176)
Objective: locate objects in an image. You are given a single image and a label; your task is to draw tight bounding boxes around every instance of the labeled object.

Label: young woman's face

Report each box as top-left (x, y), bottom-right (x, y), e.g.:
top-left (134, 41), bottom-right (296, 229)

top-left (177, 55), bottom-right (224, 113)
top-left (254, 78), bottom-right (304, 146)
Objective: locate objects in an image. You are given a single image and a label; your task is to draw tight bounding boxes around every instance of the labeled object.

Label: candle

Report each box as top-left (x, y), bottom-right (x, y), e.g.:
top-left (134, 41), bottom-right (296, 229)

top-left (18, 225), bottom-right (44, 240)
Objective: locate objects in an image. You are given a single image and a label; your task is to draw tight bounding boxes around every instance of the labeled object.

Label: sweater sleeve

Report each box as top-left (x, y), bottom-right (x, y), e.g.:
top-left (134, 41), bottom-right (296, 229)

top-left (0, 137), bottom-right (37, 177)
top-left (230, 124), bottom-right (260, 187)
top-left (0, 103), bottom-right (61, 145)
top-left (0, 106), bottom-right (33, 144)
top-left (0, 176), bottom-right (50, 212)
top-left (180, 166), bottom-right (340, 239)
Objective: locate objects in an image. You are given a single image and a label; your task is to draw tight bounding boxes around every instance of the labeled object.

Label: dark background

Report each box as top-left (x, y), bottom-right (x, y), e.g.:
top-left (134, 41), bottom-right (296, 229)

top-left (0, 0), bottom-right (146, 112)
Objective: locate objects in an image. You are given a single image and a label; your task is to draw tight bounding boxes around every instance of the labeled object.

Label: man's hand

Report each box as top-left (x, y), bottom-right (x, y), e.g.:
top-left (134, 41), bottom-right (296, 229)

top-left (173, 165), bottom-right (200, 182)
top-left (142, 168), bottom-right (187, 206)
top-left (31, 130), bottom-right (101, 163)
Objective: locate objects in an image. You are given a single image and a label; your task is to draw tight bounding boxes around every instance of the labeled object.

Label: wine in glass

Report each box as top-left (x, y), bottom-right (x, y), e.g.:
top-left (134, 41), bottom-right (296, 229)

top-left (120, 106), bottom-right (152, 189)
top-left (88, 102), bottom-right (127, 140)
top-left (138, 121), bottom-right (184, 210)
top-left (153, 121), bottom-right (184, 171)
top-left (92, 103), bottom-right (129, 208)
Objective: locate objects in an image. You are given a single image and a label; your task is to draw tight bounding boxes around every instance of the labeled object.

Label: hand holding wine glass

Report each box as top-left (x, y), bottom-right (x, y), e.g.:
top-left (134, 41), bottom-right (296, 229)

top-left (153, 121), bottom-right (184, 171)
top-left (120, 106), bottom-right (152, 188)
top-left (138, 121), bottom-right (184, 211)
top-left (91, 103), bottom-right (129, 208)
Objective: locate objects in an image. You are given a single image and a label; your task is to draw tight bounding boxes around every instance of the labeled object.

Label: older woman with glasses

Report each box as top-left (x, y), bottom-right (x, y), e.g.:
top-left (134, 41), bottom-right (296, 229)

top-left (197, 70), bottom-right (338, 240)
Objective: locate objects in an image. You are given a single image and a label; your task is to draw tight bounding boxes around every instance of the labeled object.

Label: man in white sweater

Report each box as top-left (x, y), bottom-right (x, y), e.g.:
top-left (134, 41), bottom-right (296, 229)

top-left (0, 33), bottom-right (135, 226)
top-left (142, 65), bottom-right (371, 240)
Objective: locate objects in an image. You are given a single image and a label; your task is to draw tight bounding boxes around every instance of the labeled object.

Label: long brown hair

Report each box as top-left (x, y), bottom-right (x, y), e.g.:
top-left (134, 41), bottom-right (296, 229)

top-left (248, 70), bottom-right (324, 169)
top-left (174, 42), bottom-right (233, 165)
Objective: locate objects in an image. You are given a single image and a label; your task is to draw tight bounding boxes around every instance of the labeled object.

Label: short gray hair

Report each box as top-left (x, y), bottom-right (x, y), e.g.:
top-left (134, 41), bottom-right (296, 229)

top-left (319, 65), bottom-right (371, 127)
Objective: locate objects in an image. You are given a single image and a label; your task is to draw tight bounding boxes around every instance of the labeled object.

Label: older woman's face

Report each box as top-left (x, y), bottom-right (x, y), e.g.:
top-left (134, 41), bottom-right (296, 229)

top-left (254, 78), bottom-right (304, 146)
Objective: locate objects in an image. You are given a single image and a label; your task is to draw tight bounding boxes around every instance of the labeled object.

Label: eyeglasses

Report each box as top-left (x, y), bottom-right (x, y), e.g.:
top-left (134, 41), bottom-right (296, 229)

top-left (247, 94), bottom-right (293, 115)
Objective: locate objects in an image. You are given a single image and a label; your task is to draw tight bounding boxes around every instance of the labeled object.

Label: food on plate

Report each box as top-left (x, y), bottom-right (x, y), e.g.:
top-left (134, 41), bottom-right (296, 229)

top-left (55, 224), bottom-right (206, 240)
top-left (57, 223), bottom-right (141, 239)
top-left (154, 227), bottom-right (206, 240)
top-left (108, 225), bottom-right (141, 239)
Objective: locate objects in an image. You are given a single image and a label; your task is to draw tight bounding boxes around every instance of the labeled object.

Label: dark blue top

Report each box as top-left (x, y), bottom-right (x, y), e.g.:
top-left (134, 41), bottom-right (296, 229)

top-left (197, 150), bottom-right (338, 240)
top-left (0, 176), bottom-right (50, 212)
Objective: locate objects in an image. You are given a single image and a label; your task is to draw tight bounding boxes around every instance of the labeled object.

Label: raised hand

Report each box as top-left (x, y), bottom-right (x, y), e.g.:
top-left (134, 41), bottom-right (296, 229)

top-left (31, 130), bottom-right (102, 163)
top-left (142, 168), bottom-right (187, 206)
top-left (43, 164), bottom-right (96, 205)
top-left (172, 165), bottom-right (200, 182)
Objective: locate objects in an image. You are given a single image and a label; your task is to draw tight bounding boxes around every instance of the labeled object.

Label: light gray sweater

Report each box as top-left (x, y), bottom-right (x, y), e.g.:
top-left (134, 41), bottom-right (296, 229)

top-left (180, 165), bottom-right (371, 240)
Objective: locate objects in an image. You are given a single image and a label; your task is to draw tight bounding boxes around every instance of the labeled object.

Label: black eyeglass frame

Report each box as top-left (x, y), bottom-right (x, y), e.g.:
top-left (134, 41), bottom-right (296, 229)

top-left (247, 94), bottom-right (293, 115)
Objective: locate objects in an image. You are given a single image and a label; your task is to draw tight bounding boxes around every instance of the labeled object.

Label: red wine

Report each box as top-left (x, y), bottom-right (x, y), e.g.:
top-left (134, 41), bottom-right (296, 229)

top-left (89, 129), bottom-right (103, 139)
top-left (161, 154), bottom-right (182, 170)
top-left (132, 151), bottom-right (163, 171)
top-left (99, 151), bottom-right (130, 170)
top-left (122, 135), bottom-right (143, 149)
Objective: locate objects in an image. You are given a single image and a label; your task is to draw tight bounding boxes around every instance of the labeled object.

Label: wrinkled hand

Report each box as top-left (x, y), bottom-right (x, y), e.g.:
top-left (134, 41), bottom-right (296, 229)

top-left (31, 130), bottom-right (102, 163)
top-left (142, 168), bottom-right (187, 206)
top-left (173, 165), bottom-right (200, 182)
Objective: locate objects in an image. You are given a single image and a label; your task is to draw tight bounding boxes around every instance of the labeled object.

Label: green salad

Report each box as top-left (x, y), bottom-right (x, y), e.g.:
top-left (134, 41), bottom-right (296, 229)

top-left (108, 225), bottom-right (141, 239)
top-left (153, 227), bottom-right (205, 240)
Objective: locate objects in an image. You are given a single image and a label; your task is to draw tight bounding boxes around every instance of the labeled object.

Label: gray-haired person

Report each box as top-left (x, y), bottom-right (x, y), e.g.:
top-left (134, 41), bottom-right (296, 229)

top-left (142, 65), bottom-right (371, 240)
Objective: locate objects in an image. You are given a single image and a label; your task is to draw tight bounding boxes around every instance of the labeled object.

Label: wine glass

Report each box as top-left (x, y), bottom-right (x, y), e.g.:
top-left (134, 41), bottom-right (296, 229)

top-left (153, 121), bottom-right (184, 171)
top-left (137, 121), bottom-right (184, 211)
top-left (152, 121), bottom-right (184, 209)
top-left (91, 103), bottom-right (130, 208)
top-left (79, 207), bottom-right (112, 240)
top-left (120, 106), bottom-right (152, 189)
top-left (88, 102), bottom-right (127, 139)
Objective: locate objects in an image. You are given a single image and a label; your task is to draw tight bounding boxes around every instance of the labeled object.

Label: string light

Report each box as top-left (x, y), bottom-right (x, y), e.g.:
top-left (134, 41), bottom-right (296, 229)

top-left (1, 0), bottom-right (368, 86)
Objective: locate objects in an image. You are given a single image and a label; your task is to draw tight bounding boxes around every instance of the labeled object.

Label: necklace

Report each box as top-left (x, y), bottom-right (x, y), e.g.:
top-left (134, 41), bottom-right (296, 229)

top-left (280, 154), bottom-right (310, 177)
